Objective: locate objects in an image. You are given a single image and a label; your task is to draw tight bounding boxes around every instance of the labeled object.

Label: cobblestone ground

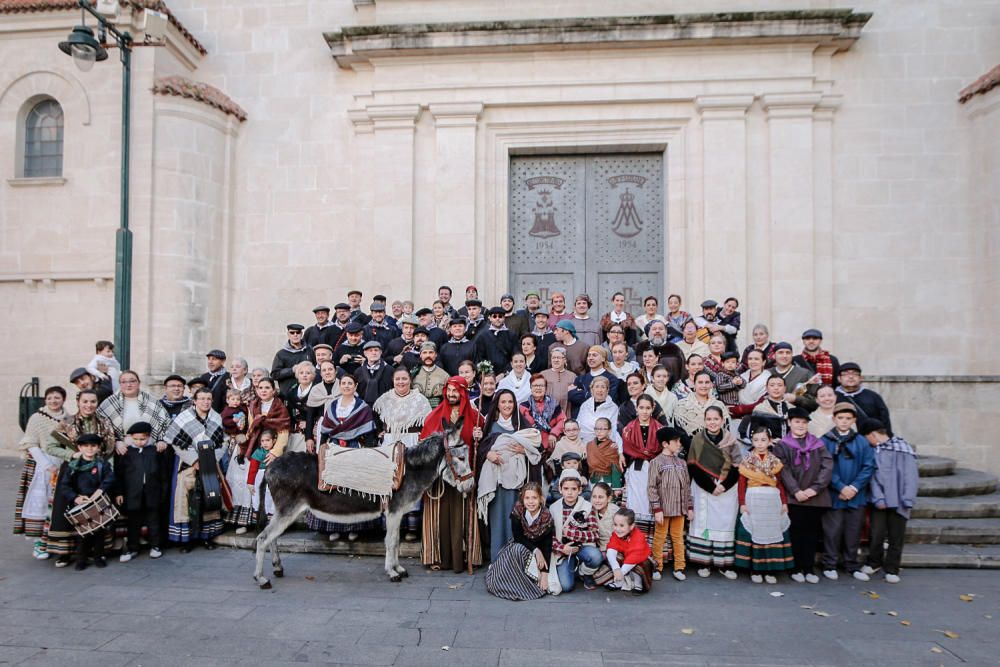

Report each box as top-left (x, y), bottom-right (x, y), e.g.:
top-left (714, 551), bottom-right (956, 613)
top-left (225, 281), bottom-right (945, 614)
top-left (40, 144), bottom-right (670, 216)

top-left (0, 456), bottom-right (997, 666)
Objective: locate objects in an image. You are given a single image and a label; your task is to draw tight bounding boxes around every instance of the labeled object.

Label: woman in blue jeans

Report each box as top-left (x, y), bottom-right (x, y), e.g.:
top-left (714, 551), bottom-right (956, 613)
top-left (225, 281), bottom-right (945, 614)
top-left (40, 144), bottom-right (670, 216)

top-left (549, 469), bottom-right (603, 592)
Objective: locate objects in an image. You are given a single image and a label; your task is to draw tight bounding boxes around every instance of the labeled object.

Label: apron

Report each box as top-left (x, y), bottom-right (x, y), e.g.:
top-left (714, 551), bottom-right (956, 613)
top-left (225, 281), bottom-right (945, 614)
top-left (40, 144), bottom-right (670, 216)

top-left (690, 483), bottom-right (739, 542)
top-left (739, 486), bottom-right (790, 545)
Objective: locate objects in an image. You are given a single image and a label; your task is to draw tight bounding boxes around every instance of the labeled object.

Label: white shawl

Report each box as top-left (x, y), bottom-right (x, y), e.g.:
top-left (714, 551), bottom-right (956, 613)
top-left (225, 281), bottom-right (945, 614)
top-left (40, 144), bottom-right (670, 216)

top-left (476, 428), bottom-right (542, 522)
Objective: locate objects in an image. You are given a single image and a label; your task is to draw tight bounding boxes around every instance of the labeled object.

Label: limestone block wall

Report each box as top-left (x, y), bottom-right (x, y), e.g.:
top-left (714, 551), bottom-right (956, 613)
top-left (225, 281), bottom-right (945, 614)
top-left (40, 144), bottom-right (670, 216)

top-left (146, 97), bottom-right (238, 377)
top-left (868, 377), bottom-right (1000, 478)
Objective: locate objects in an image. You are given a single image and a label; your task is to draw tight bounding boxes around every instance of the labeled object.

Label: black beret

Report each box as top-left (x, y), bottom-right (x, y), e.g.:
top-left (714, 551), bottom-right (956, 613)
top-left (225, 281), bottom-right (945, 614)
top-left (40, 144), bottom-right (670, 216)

top-left (773, 342), bottom-right (793, 352)
top-left (414, 308), bottom-right (433, 317)
top-left (77, 433), bottom-right (103, 446)
top-left (334, 302), bottom-right (350, 310)
top-left (187, 377), bottom-right (207, 387)
top-left (345, 322), bottom-right (364, 334)
top-left (859, 419), bottom-right (887, 436)
top-left (487, 306), bottom-right (506, 316)
top-left (163, 374), bottom-right (186, 385)
top-left (787, 406), bottom-right (811, 421)
top-left (465, 299), bottom-right (483, 308)
top-left (840, 362), bottom-right (862, 374)
top-left (656, 426), bottom-right (686, 443)
top-left (414, 326), bottom-right (430, 335)
top-left (126, 421), bottom-right (152, 435)
top-left (720, 351), bottom-right (739, 361)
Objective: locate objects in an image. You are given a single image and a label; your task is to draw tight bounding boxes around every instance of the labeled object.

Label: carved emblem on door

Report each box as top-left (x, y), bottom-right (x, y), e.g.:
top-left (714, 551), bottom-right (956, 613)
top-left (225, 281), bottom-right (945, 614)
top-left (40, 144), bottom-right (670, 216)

top-left (608, 175), bottom-right (647, 239)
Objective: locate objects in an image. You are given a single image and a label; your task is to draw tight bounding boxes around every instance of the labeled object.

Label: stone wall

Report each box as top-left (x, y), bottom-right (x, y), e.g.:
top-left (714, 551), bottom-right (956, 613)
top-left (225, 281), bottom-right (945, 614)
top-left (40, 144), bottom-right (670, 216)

top-left (867, 377), bottom-right (1000, 477)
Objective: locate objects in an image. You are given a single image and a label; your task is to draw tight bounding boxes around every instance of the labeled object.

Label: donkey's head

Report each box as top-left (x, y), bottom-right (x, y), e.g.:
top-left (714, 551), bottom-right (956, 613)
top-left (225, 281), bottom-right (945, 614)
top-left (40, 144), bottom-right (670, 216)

top-left (438, 417), bottom-right (475, 495)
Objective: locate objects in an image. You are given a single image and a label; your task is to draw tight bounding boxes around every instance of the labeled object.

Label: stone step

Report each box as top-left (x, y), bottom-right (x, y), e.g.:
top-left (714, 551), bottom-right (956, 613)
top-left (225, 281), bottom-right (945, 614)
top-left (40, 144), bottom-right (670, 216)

top-left (904, 518), bottom-right (1000, 544)
top-left (916, 455), bottom-right (956, 477)
top-left (215, 529), bottom-right (422, 558)
top-left (917, 468), bottom-right (999, 497)
top-left (912, 493), bottom-right (1000, 519)
top-left (898, 544), bottom-right (1000, 569)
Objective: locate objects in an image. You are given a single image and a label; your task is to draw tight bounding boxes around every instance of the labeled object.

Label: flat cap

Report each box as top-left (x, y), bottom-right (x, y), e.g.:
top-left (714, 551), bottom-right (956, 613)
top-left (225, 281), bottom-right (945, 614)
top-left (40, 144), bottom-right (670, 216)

top-left (700, 299), bottom-right (718, 309)
top-left (334, 302), bottom-right (350, 310)
top-left (801, 328), bottom-right (823, 339)
top-left (313, 344), bottom-right (333, 353)
top-left (362, 340), bottom-right (382, 351)
top-left (414, 307), bottom-right (433, 317)
top-left (286, 324), bottom-right (304, 332)
top-left (312, 305), bottom-right (330, 313)
top-left (69, 367), bottom-right (91, 382)
top-left (206, 349), bottom-right (227, 359)
top-left (833, 401), bottom-right (857, 416)
top-left (345, 322), bottom-right (364, 334)
top-left (787, 406), bottom-right (812, 421)
top-left (420, 341), bottom-right (437, 352)
top-left (398, 314), bottom-right (419, 326)
top-left (370, 302), bottom-right (386, 312)
top-left (840, 362), bottom-right (862, 374)
top-left (773, 341), bottom-right (793, 352)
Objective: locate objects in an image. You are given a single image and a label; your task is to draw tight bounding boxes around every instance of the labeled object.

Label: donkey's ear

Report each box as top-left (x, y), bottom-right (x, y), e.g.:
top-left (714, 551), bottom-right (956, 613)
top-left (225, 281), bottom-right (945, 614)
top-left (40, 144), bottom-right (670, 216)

top-left (453, 415), bottom-right (464, 431)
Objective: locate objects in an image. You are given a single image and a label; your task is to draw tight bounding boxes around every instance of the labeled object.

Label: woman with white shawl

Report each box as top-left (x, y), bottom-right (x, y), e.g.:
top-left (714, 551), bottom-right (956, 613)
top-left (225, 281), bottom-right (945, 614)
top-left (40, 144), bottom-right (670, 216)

top-left (477, 427), bottom-right (544, 562)
top-left (497, 352), bottom-right (532, 404)
top-left (577, 376), bottom-right (623, 450)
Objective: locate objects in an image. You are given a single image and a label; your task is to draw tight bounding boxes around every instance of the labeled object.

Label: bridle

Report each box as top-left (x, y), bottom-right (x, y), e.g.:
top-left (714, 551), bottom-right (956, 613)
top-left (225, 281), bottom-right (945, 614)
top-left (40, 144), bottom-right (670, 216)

top-left (443, 442), bottom-right (475, 484)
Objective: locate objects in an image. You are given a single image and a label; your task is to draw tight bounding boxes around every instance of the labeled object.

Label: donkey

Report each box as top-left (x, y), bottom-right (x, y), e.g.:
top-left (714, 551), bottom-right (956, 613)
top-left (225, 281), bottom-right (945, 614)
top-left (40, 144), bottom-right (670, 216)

top-left (252, 420), bottom-right (474, 589)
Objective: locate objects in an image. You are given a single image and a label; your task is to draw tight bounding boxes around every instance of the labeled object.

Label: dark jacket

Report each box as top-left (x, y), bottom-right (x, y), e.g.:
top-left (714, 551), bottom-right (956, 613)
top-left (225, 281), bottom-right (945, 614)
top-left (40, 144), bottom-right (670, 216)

top-left (115, 445), bottom-right (164, 511)
top-left (304, 323), bottom-right (340, 349)
top-left (773, 433), bottom-right (833, 508)
top-left (793, 353), bottom-right (841, 388)
top-left (333, 341), bottom-right (365, 375)
top-left (354, 361), bottom-right (395, 406)
top-left (835, 387), bottom-right (892, 435)
top-left (363, 321), bottom-right (400, 350)
top-left (58, 458), bottom-right (115, 505)
top-left (198, 370), bottom-right (231, 414)
top-left (821, 428), bottom-right (876, 510)
top-left (271, 345), bottom-right (316, 394)
top-left (475, 328), bottom-right (515, 375)
top-left (438, 339), bottom-right (476, 376)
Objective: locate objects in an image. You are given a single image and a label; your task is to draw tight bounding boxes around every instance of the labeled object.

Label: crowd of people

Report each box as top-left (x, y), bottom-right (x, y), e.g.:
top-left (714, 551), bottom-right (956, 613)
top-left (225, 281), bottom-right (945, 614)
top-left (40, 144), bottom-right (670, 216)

top-left (13, 285), bottom-right (917, 600)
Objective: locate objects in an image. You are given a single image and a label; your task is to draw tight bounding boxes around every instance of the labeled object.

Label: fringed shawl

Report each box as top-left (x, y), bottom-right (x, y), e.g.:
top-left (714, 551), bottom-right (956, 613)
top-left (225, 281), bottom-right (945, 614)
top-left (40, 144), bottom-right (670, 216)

top-left (622, 418), bottom-right (664, 461)
top-left (164, 406), bottom-right (225, 466)
top-left (246, 397), bottom-right (292, 456)
top-left (688, 428), bottom-right (741, 481)
top-left (320, 397), bottom-right (375, 445)
top-left (373, 390), bottom-right (432, 436)
top-left (19, 408), bottom-right (65, 451)
top-left (98, 391), bottom-right (171, 441)
top-left (51, 412), bottom-right (116, 460)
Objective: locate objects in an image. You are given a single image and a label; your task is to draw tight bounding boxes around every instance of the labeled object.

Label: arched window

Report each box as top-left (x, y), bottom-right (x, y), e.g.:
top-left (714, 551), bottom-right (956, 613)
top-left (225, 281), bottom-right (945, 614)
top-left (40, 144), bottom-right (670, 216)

top-left (23, 99), bottom-right (63, 178)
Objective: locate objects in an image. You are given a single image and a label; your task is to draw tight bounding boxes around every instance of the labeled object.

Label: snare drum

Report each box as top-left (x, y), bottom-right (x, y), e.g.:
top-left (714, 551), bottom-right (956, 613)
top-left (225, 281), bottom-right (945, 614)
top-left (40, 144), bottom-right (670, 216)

top-left (64, 492), bottom-right (120, 536)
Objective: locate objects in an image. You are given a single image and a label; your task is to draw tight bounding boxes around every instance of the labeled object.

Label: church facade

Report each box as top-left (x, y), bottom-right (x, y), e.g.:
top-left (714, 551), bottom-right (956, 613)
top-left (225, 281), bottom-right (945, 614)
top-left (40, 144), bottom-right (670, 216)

top-left (0, 0), bottom-right (998, 460)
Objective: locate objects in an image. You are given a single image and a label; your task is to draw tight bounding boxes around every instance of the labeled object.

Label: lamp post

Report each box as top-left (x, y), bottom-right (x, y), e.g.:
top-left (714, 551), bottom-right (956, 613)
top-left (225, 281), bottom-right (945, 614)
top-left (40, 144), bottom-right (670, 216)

top-left (59, 0), bottom-right (133, 369)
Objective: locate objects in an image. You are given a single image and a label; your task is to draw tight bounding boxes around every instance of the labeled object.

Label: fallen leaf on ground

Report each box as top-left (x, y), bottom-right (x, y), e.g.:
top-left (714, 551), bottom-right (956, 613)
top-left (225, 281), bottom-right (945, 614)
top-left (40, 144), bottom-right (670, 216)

top-left (813, 611), bottom-right (832, 617)
top-left (888, 611), bottom-right (898, 616)
top-left (863, 610), bottom-right (876, 615)
top-left (864, 591), bottom-right (880, 599)
top-left (681, 628), bottom-right (695, 635)
top-left (900, 620), bottom-right (911, 626)
top-left (304, 575), bottom-right (315, 581)
top-left (447, 583), bottom-right (464, 589)
top-left (800, 604), bottom-right (814, 610)
top-left (769, 591), bottom-right (784, 597)
top-left (959, 594), bottom-right (975, 602)
top-left (441, 646), bottom-right (450, 651)
top-left (930, 647), bottom-right (944, 654)
top-left (940, 630), bottom-right (960, 639)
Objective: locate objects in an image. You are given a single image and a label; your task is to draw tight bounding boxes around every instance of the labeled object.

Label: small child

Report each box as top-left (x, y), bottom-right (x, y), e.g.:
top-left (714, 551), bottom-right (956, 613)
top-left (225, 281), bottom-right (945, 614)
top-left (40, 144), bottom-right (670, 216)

top-left (85, 340), bottom-right (121, 392)
top-left (115, 421), bottom-right (165, 562)
top-left (549, 420), bottom-right (586, 475)
top-left (860, 420), bottom-right (918, 584)
top-left (585, 418), bottom-right (623, 497)
top-left (712, 351), bottom-right (744, 411)
top-left (647, 426), bottom-right (692, 582)
top-left (820, 403), bottom-right (876, 582)
top-left (547, 452), bottom-right (590, 504)
top-left (734, 426), bottom-right (794, 583)
top-left (221, 389), bottom-right (253, 534)
top-left (58, 433), bottom-right (115, 571)
top-left (247, 429), bottom-right (277, 529)
top-left (604, 508), bottom-right (653, 594)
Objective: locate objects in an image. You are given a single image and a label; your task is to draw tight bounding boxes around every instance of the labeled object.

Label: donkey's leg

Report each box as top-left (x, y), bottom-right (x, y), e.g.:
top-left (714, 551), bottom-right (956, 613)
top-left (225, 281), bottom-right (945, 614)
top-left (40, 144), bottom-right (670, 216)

top-left (267, 505), bottom-right (304, 578)
top-left (384, 510), bottom-right (404, 581)
top-left (254, 504), bottom-right (302, 589)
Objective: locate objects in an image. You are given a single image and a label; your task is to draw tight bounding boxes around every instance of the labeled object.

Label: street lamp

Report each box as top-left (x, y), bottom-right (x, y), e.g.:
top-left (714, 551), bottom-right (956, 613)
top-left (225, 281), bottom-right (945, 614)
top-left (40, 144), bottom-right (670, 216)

top-left (59, 0), bottom-right (133, 369)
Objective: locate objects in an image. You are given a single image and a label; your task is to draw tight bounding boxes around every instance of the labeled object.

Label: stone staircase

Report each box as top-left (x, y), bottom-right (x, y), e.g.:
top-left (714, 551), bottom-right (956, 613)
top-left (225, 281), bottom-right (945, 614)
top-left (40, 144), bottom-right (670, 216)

top-left (906, 456), bottom-right (1000, 541)
top-left (216, 454), bottom-right (1000, 569)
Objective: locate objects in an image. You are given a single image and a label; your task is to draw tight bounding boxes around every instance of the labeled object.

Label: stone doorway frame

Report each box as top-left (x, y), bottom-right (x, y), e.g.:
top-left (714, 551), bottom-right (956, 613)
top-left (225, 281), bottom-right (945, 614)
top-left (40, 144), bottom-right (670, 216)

top-left (479, 118), bottom-right (687, 307)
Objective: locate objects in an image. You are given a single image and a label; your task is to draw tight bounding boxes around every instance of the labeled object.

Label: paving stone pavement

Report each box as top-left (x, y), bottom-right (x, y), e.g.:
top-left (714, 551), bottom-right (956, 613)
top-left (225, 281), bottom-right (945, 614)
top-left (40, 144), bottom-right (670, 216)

top-left (1, 456), bottom-right (998, 666)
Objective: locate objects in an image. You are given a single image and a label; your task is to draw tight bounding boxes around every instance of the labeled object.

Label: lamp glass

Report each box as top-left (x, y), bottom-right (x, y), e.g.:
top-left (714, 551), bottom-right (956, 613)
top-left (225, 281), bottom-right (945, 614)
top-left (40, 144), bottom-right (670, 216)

top-left (70, 43), bottom-right (97, 71)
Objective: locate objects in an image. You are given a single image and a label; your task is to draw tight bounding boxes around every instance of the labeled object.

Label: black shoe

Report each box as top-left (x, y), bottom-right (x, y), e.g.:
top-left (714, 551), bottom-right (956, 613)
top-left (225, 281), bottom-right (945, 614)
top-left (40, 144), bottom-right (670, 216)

top-left (203, 542), bottom-right (217, 551)
top-left (179, 546), bottom-right (192, 554)
top-left (94, 557), bottom-right (107, 569)
top-left (55, 556), bottom-right (72, 568)
top-left (75, 559), bottom-right (88, 571)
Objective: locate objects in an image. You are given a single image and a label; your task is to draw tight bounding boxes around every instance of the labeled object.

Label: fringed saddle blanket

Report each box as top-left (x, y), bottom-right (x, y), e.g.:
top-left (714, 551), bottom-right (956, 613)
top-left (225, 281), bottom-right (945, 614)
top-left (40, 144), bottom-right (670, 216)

top-left (318, 443), bottom-right (405, 502)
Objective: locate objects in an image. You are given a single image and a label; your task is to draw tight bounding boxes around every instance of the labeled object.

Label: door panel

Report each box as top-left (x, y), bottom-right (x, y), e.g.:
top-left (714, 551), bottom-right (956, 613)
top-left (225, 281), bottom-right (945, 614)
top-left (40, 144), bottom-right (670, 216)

top-left (510, 153), bottom-right (664, 310)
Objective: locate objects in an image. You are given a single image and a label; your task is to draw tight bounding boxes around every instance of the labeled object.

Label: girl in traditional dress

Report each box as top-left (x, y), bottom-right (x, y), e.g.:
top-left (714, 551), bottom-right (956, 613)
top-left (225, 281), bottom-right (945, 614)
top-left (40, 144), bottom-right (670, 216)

top-left (497, 352), bottom-right (532, 404)
top-left (586, 418), bottom-right (624, 496)
top-left (645, 365), bottom-right (678, 424)
top-left (457, 360), bottom-right (480, 403)
top-left (14, 386), bottom-right (67, 559)
top-left (620, 395), bottom-right (667, 568)
top-left (674, 371), bottom-right (729, 436)
top-left (617, 372), bottom-right (666, 432)
top-left (603, 508), bottom-right (654, 594)
top-left (732, 348), bottom-right (770, 418)
top-left (686, 405), bottom-right (742, 579)
top-left (665, 294), bottom-right (692, 342)
top-left (247, 428), bottom-right (277, 527)
top-left (222, 388), bottom-right (253, 533)
top-left (312, 374), bottom-right (379, 542)
top-left (735, 426), bottom-right (794, 583)
top-left (485, 482), bottom-right (553, 601)
top-left (672, 353), bottom-right (705, 400)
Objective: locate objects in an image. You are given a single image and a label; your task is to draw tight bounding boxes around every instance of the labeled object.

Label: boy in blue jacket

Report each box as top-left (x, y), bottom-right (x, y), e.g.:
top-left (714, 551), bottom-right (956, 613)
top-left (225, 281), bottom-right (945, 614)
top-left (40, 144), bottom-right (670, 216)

top-left (820, 402), bottom-right (876, 582)
top-left (859, 419), bottom-right (918, 584)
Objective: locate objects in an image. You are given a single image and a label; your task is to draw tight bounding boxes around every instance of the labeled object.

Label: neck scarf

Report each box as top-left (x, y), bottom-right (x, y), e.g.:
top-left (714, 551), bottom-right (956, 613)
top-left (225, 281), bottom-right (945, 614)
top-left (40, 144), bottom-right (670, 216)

top-left (739, 450), bottom-right (783, 486)
top-left (525, 395), bottom-right (559, 432)
top-left (512, 500), bottom-right (553, 541)
top-left (586, 438), bottom-right (619, 475)
top-left (780, 431), bottom-right (826, 468)
top-left (622, 417), bottom-right (663, 461)
top-left (801, 348), bottom-right (834, 385)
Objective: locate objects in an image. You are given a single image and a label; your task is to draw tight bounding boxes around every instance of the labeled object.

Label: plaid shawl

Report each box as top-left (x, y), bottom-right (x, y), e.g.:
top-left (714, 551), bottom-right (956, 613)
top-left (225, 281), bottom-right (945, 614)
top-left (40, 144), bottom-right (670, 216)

top-left (53, 412), bottom-right (116, 458)
top-left (801, 349), bottom-right (834, 385)
top-left (320, 398), bottom-right (375, 444)
top-left (98, 390), bottom-right (171, 441)
top-left (164, 406), bottom-right (225, 451)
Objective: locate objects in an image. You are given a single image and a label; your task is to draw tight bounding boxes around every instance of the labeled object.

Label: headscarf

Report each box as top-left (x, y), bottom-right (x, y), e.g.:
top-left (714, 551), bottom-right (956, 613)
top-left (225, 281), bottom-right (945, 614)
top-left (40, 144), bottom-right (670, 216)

top-left (420, 376), bottom-right (484, 446)
top-left (587, 345), bottom-right (612, 373)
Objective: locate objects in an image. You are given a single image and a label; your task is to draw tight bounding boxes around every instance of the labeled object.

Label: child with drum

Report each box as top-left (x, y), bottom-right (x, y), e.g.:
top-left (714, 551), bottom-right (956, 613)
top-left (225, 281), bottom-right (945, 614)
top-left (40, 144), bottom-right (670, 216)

top-left (57, 433), bottom-right (116, 571)
top-left (116, 421), bottom-right (165, 562)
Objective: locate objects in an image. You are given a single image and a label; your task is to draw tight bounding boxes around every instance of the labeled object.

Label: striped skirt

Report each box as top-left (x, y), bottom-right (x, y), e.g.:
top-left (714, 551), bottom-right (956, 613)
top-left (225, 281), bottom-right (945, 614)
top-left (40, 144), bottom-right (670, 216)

top-left (14, 457), bottom-right (46, 537)
top-left (734, 522), bottom-right (794, 572)
top-left (686, 483), bottom-right (738, 568)
top-left (485, 541), bottom-right (545, 601)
